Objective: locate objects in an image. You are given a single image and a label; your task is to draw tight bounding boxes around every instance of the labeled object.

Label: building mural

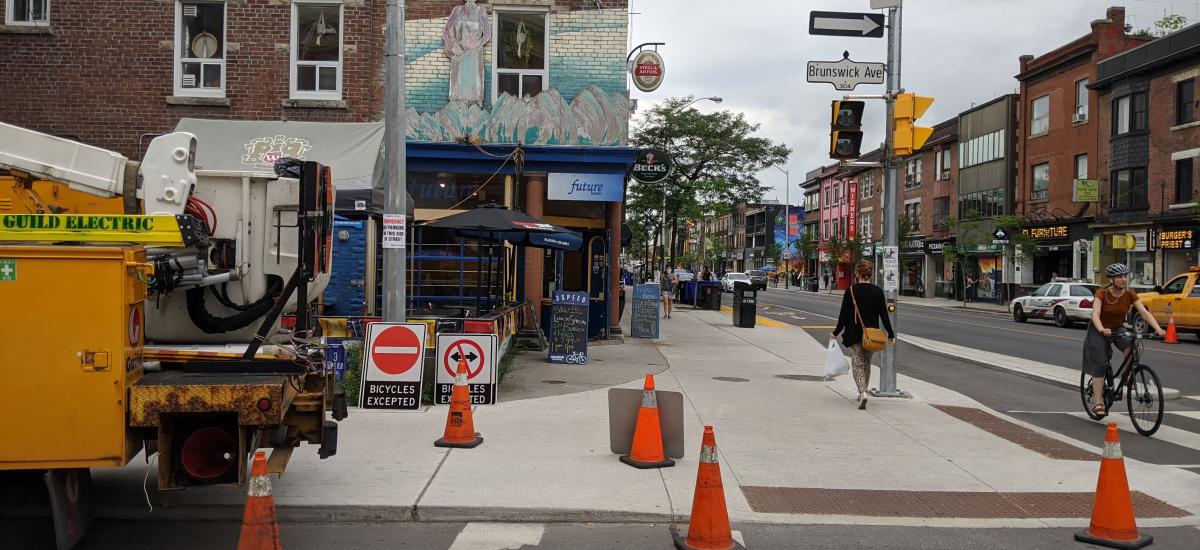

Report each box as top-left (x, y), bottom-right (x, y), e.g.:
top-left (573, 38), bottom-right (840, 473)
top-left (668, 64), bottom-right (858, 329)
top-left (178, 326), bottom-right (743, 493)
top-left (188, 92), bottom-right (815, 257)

top-left (405, 3), bottom-right (629, 145)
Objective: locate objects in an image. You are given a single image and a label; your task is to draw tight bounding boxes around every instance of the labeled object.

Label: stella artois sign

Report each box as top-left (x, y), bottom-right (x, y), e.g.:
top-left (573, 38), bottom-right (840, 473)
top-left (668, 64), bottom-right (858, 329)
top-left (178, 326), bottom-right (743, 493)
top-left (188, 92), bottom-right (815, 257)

top-left (631, 148), bottom-right (673, 184)
top-left (631, 50), bottom-right (665, 93)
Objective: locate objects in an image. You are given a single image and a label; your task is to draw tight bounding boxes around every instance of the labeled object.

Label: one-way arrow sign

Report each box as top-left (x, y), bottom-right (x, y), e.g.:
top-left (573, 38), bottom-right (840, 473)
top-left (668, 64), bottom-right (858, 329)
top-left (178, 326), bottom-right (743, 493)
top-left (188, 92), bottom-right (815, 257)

top-left (809, 11), bottom-right (885, 38)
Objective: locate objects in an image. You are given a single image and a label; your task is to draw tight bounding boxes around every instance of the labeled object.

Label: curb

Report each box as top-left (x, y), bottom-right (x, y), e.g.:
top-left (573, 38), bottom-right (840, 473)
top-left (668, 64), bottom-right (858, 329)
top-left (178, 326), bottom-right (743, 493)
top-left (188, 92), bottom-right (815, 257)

top-left (84, 503), bottom-right (676, 524)
top-left (900, 336), bottom-right (1183, 401)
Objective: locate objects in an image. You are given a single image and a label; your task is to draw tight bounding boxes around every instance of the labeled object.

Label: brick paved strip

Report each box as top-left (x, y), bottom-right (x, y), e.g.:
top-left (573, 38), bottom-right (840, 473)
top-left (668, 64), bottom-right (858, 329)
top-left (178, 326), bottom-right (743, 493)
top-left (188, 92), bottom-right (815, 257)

top-left (931, 404), bottom-right (1098, 461)
top-left (740, 487), bottom-right (1190, 518)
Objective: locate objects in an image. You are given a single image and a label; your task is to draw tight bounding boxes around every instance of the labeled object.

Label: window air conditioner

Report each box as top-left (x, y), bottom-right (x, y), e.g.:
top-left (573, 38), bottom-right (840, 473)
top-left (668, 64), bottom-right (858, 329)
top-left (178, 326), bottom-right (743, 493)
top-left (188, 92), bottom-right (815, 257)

top-left (1073, 113), bottom-right (1087, 123)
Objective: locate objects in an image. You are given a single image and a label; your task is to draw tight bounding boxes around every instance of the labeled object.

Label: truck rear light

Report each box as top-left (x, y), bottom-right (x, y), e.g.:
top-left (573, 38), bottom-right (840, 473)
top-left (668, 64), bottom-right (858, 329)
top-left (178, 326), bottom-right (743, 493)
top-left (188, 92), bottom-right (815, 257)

top-left (256, 397), bottom-right (272, 411)
top-left (1080, 299), bottom-right (1092, 309)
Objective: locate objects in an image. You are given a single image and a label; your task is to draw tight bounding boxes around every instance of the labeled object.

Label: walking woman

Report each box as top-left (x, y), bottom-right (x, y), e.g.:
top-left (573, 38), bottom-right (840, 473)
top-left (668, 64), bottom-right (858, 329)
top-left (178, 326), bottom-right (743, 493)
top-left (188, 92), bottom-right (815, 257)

top-left (1081, 263), bottom-right (1166, 417)
top-left (660, 270), bottom-right (675, 319)
top-left (833, 260), bottom-right (896, 409)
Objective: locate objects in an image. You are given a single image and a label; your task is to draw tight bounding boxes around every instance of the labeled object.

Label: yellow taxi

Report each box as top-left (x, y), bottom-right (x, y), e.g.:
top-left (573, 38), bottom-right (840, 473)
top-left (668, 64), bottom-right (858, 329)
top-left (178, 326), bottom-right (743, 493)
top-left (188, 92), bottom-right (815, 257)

top-left (1136, 266), bottom-right (1200, 340)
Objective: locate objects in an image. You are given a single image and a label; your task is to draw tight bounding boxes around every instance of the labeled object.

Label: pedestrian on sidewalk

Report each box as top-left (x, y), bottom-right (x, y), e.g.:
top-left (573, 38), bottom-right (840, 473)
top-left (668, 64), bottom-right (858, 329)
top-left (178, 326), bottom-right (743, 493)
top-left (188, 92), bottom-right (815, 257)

top-left (660, 271), bottom-right (675, 319)
top-left (832, 260), bottom-right (896, 410)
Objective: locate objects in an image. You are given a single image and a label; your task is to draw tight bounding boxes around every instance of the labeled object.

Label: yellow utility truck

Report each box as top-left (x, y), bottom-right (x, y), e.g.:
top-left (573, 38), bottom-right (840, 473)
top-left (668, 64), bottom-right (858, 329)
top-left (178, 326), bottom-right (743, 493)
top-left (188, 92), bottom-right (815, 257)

top-left (0, 122), bottom-right (345, 549)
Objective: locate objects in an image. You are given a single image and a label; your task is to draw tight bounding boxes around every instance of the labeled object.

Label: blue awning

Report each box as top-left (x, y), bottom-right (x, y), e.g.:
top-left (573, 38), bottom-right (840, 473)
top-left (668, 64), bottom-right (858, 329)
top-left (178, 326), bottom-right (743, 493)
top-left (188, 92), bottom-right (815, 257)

top-left (407, 142), bottom-right (640, 176)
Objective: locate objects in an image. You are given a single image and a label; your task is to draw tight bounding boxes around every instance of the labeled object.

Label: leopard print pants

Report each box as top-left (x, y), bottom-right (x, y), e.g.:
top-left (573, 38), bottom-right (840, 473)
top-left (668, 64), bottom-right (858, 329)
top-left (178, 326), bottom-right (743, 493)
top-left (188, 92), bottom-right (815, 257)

top-left (847, 344), bottom-right (873, 395)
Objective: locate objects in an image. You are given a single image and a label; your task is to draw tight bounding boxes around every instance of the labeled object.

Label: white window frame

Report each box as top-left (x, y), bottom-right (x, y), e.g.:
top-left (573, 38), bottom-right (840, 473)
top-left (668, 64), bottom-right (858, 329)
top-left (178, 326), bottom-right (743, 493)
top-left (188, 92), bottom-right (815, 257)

top-left (491, 6), bottom-right (550, 102)
top-left (860, 209), bottom-right (872, 240)
top-left (1030, 162), bottom-right (1049, 201)
top-left (1115, 95), bottom-right (1131, 135)
top-left (174, 1), bottom-right (227, 98)
top-left (1031, 95), bottom-right (1049, 136)
top-left (290, 1), bottom-right (344, 101)
top-left (1075, 153), bottom-right (1088, 180)
top-left (1075, 79), bottom-right (1089, 119)
top-left (5, 0), bottom-right (49, 25)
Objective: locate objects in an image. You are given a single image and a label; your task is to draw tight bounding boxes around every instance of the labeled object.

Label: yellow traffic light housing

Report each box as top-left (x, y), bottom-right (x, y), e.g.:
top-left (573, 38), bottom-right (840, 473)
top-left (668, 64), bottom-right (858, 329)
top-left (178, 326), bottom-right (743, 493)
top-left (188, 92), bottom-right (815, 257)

top-left (893, 93), bottom-right (934, 157)
top-left (829, 100), bottom-right (865, 160)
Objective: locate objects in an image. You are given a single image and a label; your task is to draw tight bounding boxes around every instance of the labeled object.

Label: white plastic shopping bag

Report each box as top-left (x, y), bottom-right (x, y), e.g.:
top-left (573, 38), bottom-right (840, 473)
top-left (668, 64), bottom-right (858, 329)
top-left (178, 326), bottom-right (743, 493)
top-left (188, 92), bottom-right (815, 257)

top-left (823, 339), bottom-right (850, 380)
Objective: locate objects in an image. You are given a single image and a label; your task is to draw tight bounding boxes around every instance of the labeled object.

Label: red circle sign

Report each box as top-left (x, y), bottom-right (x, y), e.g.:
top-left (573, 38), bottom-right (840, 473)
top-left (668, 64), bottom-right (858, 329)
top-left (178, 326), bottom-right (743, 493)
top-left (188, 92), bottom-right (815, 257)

top-left (443, 340), bottom-right (486, 380)
top-left (371, 326), bottom-right (423, 376)
top-left (128, 307), bottom-right (142, 347)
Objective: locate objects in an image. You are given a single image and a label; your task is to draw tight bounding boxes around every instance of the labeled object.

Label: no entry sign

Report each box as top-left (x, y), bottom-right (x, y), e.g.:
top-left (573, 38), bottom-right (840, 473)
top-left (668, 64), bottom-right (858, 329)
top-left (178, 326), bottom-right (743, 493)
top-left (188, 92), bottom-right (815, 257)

top-left (435, 333), bottom-right (497, 405)
top-left (360, 323), bottom-right (428, 411)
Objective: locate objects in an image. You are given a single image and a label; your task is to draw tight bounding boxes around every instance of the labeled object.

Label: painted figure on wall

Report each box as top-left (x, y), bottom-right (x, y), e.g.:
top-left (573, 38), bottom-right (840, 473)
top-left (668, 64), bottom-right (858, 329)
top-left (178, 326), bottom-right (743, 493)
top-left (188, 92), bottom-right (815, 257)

top-left (443, 0), bottom-right (490, 104)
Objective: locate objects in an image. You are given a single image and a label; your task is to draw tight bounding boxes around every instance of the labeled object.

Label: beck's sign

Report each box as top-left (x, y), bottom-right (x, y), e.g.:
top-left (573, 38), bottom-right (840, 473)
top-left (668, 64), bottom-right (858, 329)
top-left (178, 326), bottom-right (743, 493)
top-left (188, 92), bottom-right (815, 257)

top-left (547, 173), bottom-right (624, 202)
top-left (631, 148), bottom-right (673, 184)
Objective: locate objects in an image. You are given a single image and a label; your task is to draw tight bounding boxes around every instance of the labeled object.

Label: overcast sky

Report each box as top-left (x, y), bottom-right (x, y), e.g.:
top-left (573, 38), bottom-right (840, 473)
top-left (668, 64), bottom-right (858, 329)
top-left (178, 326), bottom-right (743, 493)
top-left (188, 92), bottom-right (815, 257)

top-left (627, 0), bottom-right (1199, 207)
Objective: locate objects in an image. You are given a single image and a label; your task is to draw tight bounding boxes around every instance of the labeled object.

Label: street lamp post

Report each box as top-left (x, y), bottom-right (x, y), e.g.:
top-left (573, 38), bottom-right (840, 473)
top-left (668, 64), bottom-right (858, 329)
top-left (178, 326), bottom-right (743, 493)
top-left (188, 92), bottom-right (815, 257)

top-left (659, 96), bottom-right (722, 279)
top-left (772, 164), bottom-right (790, 289)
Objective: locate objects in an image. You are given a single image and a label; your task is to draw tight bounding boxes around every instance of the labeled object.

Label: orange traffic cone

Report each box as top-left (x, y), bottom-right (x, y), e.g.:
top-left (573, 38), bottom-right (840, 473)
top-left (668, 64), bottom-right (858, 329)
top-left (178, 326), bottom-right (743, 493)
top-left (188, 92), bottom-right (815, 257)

top-left (435, 357), bottom-right (483, 448)
top-left (620, 374), bottom-right (675, 469)
top-left (1164, 313), bottom-right (1178, 344)
top-left (237, 451), bottom-right (281, 550)
top-left (1074, 423), bottom-right (1153, 549)
top-left (671, 426), bottom-right (744, 550)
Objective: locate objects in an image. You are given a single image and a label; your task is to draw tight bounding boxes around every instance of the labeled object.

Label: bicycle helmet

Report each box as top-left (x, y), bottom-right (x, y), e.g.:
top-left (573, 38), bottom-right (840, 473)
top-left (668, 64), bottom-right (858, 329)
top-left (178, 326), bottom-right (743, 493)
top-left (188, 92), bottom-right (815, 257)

top-left (1105, 263), bottom-right (1130, 277)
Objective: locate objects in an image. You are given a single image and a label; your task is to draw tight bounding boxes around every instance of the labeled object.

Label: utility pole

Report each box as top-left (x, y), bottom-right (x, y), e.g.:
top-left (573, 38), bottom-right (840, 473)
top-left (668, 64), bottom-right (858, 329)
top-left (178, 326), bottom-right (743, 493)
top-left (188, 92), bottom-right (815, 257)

top-left (874, 0), bottom-right (906, 398)
top-left (383, 0), bottom-right (407, 322)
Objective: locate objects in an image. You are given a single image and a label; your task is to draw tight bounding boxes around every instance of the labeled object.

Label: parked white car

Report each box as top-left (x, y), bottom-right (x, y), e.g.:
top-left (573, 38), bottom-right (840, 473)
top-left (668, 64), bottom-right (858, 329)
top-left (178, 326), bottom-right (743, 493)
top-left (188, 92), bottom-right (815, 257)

top-left (1010, 280), bottom-right (1099, 328)
top-left (720, 272), bottom-right (750, 292)
top-left (673, 268), bottom-right (694, 282)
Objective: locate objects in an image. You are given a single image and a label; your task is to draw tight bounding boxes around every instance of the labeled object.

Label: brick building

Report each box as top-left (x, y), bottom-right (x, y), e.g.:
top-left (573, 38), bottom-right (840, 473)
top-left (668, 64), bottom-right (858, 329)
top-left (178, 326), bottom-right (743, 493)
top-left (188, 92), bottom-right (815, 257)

top-left (1, 0), bottom-right (639, 338)
top-left (1015, 6), bottom-right (1149, 284)
top-left (1092, 21), bottom-right (1200, 288)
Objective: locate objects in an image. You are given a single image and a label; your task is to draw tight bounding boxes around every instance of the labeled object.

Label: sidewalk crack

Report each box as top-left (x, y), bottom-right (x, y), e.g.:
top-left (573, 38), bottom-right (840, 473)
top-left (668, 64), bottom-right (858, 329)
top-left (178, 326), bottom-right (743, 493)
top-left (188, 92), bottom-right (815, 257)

top-left (413, 445), bottom-right (453, 521)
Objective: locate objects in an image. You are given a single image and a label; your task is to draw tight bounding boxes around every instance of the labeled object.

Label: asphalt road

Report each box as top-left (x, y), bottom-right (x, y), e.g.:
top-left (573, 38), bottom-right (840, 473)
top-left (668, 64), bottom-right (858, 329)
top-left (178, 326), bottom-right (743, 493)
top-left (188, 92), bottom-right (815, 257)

top-left (750, 287), bottom-right (1200, 471)
top-left (6, 519), bottom-right (1199, 550)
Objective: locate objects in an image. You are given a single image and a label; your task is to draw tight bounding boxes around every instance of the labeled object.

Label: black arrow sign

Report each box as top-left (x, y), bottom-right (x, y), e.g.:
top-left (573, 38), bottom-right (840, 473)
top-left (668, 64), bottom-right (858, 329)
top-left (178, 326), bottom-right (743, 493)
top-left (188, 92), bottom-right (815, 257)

top-left (809, 11), bottom-right (885, 38)
top-left (451, 351), bottom-right (479, 363)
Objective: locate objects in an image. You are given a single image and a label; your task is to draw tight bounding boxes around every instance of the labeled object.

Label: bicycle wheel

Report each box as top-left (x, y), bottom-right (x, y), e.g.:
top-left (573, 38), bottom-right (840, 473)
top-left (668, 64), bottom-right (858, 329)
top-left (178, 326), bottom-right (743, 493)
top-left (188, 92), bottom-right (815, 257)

top-left (1080, 370), bottom-right (1114, 420)
top-left (1127, 365), bottom-right (1164, 436)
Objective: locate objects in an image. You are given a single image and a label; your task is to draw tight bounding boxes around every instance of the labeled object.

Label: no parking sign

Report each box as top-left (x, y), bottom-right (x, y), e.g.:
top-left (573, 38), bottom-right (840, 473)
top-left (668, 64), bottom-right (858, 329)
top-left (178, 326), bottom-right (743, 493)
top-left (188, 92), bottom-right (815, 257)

top-left (435, 333), bottom-right (497, 405)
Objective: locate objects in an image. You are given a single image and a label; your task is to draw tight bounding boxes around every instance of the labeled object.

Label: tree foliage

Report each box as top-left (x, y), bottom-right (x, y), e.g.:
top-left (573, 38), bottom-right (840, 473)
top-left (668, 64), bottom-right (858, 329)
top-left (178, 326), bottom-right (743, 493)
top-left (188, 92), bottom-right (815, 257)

top-left (1132, 13), bottom-right (1187, 38)
top-left (629, 97), bottom-right (791, 266)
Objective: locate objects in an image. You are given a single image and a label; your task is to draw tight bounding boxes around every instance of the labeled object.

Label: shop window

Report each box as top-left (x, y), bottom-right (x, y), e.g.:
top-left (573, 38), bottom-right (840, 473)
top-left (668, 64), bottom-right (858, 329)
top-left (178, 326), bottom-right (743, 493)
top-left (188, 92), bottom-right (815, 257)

top-left (1178, 79), bottom-right (1195, 125)
top-left (1031, 95), bottom-right (1049, 136)
top-left (6, 0), bottom-right (47, 24)
top-left (1177, 158), bottom-right (1194, 204)
top-left (494, 10), bottom-right (547, 100)
top-left (1111, 167), bottom-right (1147, 209)
top-left (1030, 163), bottom-right (1049, 201)
top-left (175, 1), bottom-right (226, 97)
top-left (292, 2), bottom-right (343, 100)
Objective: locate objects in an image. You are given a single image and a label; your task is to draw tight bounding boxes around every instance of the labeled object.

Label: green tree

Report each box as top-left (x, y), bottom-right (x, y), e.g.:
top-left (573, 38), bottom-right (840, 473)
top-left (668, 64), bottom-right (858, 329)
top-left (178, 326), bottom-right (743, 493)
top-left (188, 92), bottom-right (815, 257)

top-left (704, 235), bottom-right (726, 273)
top-left (631, 97), bottom-right (791, 270)
top-left (824, 236), bottom-right (851, 293)
top-left (1133, 13), bottom-right (1187, 38)
top-left (944, 211), bottom-right (1039, 305)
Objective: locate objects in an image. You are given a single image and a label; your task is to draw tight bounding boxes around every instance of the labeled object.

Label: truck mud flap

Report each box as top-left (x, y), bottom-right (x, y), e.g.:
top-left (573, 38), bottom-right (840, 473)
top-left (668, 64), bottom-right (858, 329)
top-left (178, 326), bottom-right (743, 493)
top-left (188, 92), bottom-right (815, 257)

top-left (45, 468), bottom-right (93, 550)
top-left (318, 421), bottom-right (338, 459)
top-left (332, 390), bottom-right (348, 421)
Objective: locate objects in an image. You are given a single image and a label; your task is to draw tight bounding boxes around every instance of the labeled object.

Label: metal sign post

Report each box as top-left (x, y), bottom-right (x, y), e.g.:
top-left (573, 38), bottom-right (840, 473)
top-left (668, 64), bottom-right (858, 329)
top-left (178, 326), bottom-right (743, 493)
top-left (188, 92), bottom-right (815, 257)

top-left (383, 0), bottom-right (408, 323)
top-left (874, 0), bottom-right (907, 398)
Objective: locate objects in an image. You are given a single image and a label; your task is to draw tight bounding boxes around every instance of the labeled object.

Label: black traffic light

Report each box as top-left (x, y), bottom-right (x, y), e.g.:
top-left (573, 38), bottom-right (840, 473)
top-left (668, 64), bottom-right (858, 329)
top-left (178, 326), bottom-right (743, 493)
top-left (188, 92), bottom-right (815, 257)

top-left (829, 100), bottom-right (865, 160)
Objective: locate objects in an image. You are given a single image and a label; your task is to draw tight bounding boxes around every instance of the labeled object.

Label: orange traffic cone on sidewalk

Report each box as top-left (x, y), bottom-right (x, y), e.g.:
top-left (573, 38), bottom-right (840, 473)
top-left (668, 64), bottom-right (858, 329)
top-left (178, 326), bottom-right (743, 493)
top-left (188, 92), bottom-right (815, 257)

top-left (1073, 423), bottom-right (1153, 549)
top-left (620, 374), bottom-right (675, 469)
top-left (671, 426), bottom-right (744, 550)
top-left (435, 357), bottom-right (483, 448)
top-left (1164, 313), bottom-right (1179, 344)
top-left (238, 451), bottom-right (281, 550)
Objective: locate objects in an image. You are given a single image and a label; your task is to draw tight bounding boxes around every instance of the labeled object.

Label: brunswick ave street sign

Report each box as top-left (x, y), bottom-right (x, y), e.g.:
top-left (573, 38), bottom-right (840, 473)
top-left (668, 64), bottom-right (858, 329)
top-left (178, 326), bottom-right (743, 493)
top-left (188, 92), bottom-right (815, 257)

top-left (808, 11), bottom-right (885, 38)
top-left (807, 56), bottom-right (885, 91)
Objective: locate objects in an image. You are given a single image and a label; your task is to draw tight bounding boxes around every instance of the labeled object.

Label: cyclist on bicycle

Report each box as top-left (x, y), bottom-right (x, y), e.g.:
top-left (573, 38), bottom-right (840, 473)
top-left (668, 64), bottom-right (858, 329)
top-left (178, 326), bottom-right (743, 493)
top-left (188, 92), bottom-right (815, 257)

top-left (1081, 263), bottom-right (1166, 417)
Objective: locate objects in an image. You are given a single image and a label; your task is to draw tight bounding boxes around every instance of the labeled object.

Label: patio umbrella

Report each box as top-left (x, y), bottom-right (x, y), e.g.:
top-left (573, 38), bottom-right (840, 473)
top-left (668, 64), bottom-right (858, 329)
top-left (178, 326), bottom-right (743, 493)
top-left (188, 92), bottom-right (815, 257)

top-left (760, 265), bottom-right (777, 271)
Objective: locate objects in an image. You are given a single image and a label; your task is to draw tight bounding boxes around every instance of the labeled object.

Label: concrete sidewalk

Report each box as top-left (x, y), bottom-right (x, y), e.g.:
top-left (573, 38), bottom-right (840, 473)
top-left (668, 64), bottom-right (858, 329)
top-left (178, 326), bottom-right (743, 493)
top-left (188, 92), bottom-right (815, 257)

top-left (71, 307), bottom-right (1200, 529)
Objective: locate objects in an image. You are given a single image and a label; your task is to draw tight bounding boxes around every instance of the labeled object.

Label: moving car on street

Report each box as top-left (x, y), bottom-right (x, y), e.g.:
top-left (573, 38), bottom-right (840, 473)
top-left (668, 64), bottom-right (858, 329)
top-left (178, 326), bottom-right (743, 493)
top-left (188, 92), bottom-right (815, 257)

top-left (1010, 280), bottom-right (1099, 328)
top-left (746, 269), bottom-right (768, 290)
top-left (721, 272), bottom-right (750, 292)
top-left (1134, 265), bottom-right (1200, 340)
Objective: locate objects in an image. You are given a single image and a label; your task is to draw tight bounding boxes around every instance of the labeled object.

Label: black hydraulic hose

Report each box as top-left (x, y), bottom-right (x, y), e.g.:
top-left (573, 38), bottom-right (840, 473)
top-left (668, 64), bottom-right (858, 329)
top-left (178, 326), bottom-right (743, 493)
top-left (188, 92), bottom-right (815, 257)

top-left (186, 275), bottom-right (284, 334)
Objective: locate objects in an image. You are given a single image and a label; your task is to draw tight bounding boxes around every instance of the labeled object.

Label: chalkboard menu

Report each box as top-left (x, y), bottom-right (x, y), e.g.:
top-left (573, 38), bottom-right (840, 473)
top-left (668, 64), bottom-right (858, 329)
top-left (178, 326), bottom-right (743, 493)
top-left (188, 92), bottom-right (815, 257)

top-left (549, 290), bottom-right (589, 364)
top-left (630, 284), bottom-right (660, 339)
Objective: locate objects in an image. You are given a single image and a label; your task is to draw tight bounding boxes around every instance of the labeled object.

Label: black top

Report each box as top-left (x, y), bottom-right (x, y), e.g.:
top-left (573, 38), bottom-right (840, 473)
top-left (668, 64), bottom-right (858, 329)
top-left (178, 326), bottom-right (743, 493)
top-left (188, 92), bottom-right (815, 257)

top-left (833, 283), bottom-right (896, 348)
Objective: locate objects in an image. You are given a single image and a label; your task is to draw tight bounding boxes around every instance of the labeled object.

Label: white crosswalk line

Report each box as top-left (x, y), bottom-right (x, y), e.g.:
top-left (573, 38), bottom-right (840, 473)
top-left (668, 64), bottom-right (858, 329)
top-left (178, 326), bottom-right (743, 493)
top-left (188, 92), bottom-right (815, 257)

top-left (1064, 412), bottom-right (1200, 452)
top-left (733, 530), bottom-right (746, 547)
top-left (1169, 411), bottom-right (1200, 420)
top-left (447, 523), bottom-right (545, 550)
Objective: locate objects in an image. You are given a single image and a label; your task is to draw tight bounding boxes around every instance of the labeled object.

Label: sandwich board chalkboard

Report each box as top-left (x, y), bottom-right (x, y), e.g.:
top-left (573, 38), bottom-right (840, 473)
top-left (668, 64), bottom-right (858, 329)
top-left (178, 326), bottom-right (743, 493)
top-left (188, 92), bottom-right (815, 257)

top-left (630, 284), bottom-right (660, 339)
top-left (549, 290), bottom-right (589, 364)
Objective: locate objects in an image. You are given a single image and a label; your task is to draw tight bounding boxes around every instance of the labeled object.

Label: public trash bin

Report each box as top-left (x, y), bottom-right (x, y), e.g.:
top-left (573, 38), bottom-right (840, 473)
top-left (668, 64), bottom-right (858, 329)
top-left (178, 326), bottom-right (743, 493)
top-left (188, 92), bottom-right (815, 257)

top-left (699, 281), bottom-right (722, 310)
top-left (732, 282), bottom-right (757, 328)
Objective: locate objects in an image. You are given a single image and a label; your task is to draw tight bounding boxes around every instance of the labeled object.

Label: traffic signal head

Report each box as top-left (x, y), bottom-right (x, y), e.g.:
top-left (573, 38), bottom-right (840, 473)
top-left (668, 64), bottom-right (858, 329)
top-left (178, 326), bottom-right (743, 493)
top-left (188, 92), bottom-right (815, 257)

top-left (893, 93), bottom-right (934, 157)
top-left (829, 100), bottom-right (865, 159)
